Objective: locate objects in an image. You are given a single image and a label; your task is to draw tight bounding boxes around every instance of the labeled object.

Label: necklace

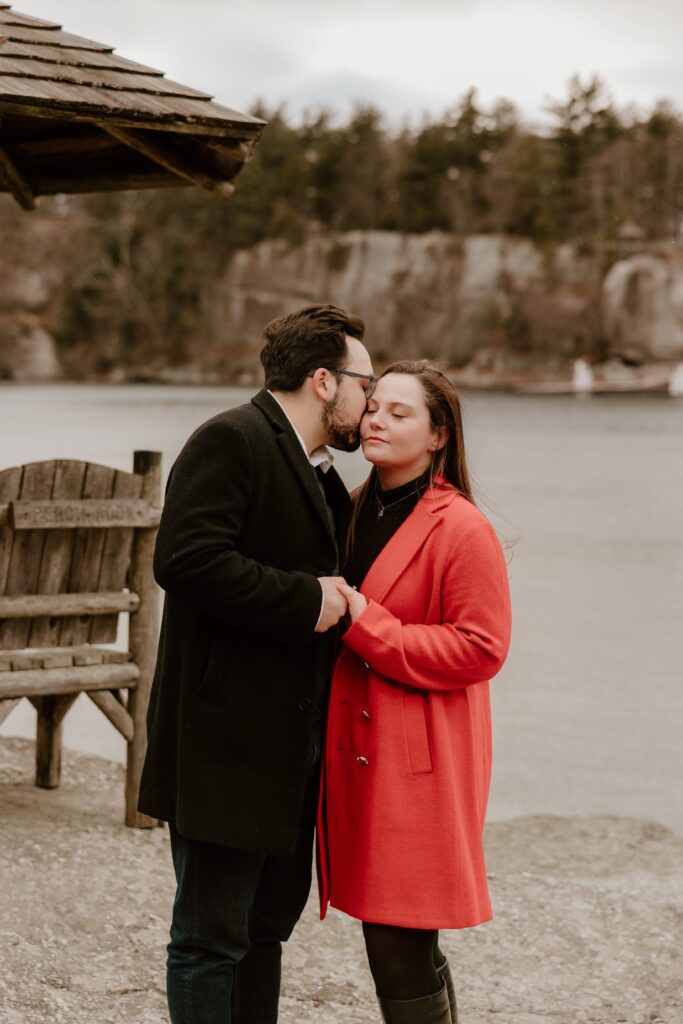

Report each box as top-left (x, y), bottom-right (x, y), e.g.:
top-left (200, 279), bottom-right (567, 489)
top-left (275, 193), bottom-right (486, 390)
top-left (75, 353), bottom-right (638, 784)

top-left (374, 485), bottom-right (422, 519)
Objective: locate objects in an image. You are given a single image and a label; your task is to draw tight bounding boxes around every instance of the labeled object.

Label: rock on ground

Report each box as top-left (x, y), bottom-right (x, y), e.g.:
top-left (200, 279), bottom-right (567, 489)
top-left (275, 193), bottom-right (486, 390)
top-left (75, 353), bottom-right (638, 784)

top-left (0, 737), bottom-right (680, 1024)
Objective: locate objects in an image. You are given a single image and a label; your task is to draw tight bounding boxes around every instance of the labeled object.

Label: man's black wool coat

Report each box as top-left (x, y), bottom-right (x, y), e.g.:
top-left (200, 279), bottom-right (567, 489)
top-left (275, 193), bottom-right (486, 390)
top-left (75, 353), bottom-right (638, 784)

top-left (138, 389), bottom-right (351, 855)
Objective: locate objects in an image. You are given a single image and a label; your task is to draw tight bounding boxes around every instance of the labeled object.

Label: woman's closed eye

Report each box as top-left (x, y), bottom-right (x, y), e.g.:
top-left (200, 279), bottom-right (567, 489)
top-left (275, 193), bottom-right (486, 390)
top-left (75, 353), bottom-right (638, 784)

top-left (365, 404), bottom-right (405, 419)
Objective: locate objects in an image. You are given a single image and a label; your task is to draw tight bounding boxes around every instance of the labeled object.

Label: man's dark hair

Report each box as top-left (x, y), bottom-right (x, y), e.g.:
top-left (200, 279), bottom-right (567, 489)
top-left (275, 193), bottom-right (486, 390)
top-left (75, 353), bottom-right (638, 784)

top-left (260, 304), bottom-right (365, 392)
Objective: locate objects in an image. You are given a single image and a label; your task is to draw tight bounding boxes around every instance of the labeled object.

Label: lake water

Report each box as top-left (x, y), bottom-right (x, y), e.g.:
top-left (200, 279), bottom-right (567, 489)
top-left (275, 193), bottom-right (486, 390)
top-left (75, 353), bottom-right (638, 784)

top-left (1, 384), bottom-right (682, 834)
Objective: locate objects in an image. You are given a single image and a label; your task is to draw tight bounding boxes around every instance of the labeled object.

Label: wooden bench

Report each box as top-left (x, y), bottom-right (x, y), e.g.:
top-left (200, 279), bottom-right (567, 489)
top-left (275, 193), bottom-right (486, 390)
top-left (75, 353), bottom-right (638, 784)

top-left (0, 451), bottom-right (162, 826)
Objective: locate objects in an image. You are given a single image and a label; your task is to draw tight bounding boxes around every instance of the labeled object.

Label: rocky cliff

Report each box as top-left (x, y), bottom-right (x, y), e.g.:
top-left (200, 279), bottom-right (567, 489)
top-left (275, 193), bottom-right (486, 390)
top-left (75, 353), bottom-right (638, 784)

top-left (215, 232), bottom-right (683, 383)
top-left (0, 267), bottom-right (62, 381)
top-left (602, 250), bottom-right (683, 362)
top-left (213, 232), bottom-right (601, 379)
top-left (2, 225), bottom-right (683, 382)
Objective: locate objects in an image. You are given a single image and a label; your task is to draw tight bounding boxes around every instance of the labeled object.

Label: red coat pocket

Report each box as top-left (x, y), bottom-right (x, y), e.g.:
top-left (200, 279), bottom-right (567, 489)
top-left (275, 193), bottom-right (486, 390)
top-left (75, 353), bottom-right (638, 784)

top-left (402, 689), bottom-right (432, 774)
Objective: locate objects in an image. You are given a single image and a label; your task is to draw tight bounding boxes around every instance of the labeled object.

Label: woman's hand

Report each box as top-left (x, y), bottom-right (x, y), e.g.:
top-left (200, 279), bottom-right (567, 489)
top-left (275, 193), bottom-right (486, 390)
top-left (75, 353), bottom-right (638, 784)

top-left (337, 581), bottom-right (368, 623)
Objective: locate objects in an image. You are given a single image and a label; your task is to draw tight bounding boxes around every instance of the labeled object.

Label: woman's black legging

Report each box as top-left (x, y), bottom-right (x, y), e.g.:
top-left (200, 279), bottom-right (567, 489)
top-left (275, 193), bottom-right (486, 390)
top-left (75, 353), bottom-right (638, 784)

top-left (362, 922), bottom-right (444, 1001)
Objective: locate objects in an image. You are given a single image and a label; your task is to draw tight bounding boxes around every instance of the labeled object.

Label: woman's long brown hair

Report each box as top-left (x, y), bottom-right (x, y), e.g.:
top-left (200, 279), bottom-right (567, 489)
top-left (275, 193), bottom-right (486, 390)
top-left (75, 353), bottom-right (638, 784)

top-left (345, 360), bottom-right (474, 560)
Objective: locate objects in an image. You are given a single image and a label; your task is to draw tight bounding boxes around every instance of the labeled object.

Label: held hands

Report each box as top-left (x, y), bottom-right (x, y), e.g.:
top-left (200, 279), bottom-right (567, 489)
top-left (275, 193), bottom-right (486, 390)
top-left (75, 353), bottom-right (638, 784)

top-left (315, 577), bottom-right (350, 632)
top-left (337, 581), bottom-right (368, 623)
top-left (315, 577), bottom-right (368, 632)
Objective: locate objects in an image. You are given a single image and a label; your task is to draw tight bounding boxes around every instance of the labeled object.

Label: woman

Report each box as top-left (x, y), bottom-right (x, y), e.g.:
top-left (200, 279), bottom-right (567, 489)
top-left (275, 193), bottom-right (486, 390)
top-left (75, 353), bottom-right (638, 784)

top-left (318, 361), bottom-right (512, 1024)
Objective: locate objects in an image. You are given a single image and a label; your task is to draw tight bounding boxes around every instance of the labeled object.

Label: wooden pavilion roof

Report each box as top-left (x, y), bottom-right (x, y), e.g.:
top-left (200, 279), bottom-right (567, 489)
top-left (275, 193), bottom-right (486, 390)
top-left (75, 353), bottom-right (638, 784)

top-left (0, 4), bottom-right (265, 209)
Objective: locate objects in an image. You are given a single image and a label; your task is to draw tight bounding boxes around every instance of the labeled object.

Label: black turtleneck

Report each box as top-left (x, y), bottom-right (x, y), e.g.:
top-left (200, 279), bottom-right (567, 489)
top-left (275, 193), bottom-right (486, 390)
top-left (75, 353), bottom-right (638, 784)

top-left (343, 471), bottom-right (430, 589)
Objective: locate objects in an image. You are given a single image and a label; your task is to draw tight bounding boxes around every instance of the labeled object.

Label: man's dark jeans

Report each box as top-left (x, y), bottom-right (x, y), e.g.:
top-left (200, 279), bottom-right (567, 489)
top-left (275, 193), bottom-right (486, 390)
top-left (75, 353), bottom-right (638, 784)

top-left (167, 757), bottom-right (320, 1024)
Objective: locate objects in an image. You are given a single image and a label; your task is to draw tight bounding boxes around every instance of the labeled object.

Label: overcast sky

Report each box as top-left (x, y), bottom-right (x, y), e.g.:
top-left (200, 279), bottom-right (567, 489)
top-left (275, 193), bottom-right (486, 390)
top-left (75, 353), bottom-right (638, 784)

top-left (16, 0), bottom-right (683, 126)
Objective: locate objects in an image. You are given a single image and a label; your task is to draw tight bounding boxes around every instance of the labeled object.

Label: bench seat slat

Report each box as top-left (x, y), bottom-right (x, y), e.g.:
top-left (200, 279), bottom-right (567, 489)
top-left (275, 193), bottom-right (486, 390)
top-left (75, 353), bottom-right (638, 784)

top-left (0, 646), bottom-right (131, 670)
top-left (0, 591), bottom-right (140, 619)
top-left (0, 662), bottom-right (139, 699)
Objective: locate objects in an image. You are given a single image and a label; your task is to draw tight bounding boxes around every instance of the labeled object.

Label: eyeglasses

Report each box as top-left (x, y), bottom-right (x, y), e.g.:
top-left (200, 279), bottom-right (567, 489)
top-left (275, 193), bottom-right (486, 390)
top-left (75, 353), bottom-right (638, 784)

top-left (307, 368), bottom-right (376, 387)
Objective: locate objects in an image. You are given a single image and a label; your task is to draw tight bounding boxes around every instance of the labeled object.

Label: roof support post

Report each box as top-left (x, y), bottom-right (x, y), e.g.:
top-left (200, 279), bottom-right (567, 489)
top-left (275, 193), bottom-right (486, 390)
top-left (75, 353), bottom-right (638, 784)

top-left (0, 143), bottom-right (36, 210)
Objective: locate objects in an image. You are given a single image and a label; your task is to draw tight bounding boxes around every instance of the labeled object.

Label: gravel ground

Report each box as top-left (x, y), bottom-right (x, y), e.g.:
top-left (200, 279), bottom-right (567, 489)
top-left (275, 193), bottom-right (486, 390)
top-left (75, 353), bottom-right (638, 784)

top-left (0, 737), bottom-right (681, 1024)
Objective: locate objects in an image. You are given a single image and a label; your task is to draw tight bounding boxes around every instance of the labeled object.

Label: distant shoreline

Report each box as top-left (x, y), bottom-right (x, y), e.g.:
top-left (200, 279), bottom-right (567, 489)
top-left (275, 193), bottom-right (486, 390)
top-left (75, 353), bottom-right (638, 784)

top-left (2, 358), bottom-right (681, 396)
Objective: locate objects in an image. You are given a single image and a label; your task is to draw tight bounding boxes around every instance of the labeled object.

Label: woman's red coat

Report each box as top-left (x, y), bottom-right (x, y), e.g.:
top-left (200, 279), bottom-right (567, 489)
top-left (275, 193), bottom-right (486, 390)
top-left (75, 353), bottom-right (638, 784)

top-left (317, 485), bottom-right (512, 929)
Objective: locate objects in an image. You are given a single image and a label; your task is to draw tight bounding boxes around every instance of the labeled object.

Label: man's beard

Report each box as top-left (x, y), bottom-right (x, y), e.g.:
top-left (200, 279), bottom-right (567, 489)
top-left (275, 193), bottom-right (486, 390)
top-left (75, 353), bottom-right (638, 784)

top-left (322, 393), bottom-right (361, 452)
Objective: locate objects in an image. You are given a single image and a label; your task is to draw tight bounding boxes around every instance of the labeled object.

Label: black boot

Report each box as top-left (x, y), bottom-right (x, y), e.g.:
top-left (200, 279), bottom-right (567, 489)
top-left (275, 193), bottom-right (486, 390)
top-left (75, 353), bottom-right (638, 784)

top-left (378, 979), bottom-right (452, 1023)
top-left (435, 956), bottom-right (457, 1024)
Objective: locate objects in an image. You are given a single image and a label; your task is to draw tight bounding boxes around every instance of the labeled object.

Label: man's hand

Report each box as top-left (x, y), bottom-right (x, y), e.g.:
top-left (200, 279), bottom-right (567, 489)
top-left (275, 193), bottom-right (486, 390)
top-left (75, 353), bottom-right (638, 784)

top-left (315, 577), bottom-right (349, 632)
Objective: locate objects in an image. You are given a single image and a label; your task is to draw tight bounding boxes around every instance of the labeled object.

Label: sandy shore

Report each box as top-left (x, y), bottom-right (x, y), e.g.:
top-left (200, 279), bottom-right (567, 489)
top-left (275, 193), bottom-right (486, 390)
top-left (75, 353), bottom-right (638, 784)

top-left (0, 737), bottom-right (680, 1024)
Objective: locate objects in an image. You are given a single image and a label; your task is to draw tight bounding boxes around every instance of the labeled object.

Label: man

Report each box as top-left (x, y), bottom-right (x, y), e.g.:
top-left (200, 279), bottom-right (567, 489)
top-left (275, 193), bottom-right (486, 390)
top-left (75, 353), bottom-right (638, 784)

top-left (138, 304), bottom-right (374, 1023)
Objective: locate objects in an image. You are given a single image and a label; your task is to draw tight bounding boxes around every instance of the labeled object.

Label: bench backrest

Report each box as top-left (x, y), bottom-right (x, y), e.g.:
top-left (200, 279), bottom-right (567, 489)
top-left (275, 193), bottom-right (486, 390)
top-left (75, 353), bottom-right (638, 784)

top-left (0, 453), bottom-right (161, 651)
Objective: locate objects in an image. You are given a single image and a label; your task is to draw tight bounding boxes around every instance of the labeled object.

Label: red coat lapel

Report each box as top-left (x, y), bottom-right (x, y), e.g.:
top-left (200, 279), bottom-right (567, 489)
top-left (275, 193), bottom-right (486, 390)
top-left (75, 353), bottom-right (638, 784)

top-left (360, 485), bottom-right (457, 605)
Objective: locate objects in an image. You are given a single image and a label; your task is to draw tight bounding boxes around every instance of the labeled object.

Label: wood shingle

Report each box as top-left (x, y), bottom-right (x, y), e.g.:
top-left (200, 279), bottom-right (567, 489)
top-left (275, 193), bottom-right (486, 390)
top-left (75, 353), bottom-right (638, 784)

top-left (0, 4), bottom-right (265, 208)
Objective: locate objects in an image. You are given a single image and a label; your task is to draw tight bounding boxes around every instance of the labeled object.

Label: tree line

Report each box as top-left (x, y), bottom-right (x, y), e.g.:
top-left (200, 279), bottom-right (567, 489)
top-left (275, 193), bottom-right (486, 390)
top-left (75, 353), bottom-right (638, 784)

top-left (215, 74), bottom-right (683, 244)
top-left (3, 75), bottom-right (682, 374)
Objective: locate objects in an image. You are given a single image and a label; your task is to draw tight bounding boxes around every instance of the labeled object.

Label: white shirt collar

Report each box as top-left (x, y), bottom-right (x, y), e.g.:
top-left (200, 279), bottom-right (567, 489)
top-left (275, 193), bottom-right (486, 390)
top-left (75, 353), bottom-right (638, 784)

top-left (267, 391), bottom-right (334, 474)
